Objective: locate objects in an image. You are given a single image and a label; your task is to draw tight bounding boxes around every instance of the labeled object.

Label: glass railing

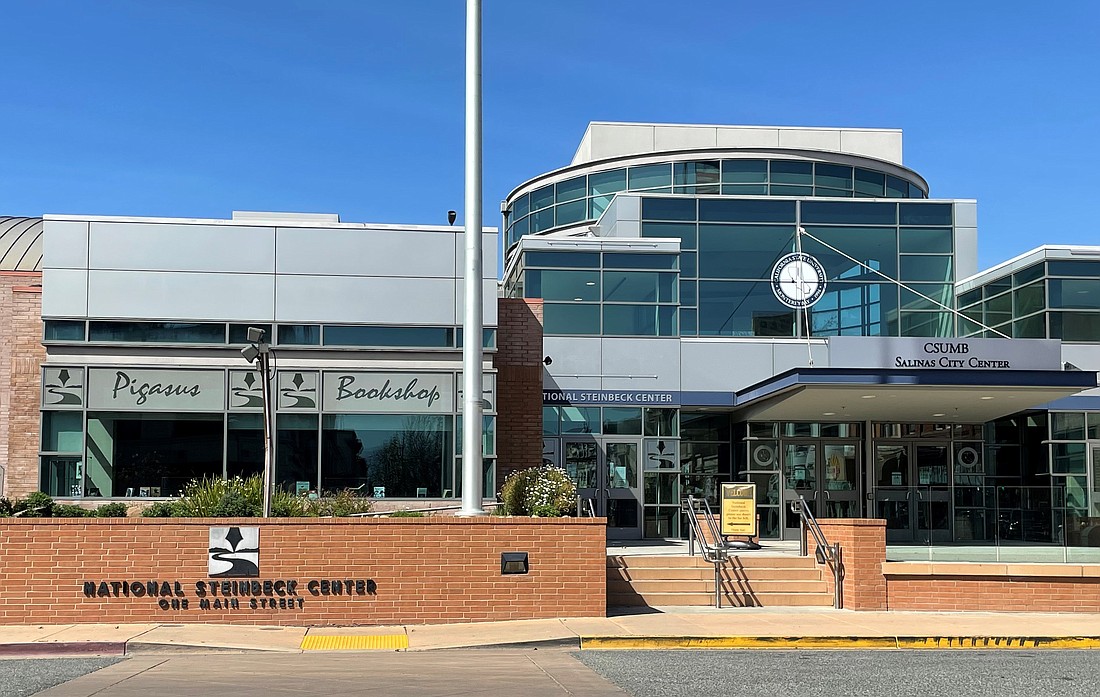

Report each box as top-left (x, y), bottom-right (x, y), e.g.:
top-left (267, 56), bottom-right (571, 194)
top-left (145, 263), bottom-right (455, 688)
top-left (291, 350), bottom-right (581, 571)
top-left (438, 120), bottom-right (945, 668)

top-left (872, 484), bottom-right (1100, 563)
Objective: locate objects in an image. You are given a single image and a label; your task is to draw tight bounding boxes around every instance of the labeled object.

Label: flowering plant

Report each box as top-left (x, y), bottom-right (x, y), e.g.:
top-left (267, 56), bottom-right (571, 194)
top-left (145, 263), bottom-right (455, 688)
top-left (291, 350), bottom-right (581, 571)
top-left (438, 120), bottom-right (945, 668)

top-left (499, 466), bottom-right (577, 517)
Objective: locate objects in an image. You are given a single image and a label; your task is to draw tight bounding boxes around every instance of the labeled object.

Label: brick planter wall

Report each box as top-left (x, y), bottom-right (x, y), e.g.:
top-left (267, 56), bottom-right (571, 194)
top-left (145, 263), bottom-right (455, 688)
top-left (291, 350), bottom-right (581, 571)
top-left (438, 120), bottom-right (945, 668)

top-left (884, 563), bottom-right (1100, 612)
top-left (807, 519), bottom-right (887, 610)
top-left (0, 516), bottom-right (605, 626)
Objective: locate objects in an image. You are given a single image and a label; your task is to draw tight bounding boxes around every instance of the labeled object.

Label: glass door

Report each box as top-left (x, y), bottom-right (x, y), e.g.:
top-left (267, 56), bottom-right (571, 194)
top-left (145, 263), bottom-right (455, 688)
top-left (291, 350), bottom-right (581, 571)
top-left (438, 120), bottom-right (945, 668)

top-left (874, 444), bottom-right (914, 543)
top-left (782, 442), bottom-right (817, 539)
top-left (605, 440), bottom-right (642, 540)
top-left (563, 438), bottom-right (642, 540)
top-left (822, 444), bottom-right (860, 517)
top-left (873, 442), bottom-right (952, 544)
top-left (915, 444), bottom-right (951, 543)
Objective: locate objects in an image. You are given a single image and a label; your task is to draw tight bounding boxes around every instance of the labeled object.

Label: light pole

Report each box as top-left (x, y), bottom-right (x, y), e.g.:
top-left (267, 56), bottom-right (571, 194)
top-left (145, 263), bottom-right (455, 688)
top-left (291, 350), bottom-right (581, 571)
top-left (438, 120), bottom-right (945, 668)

top-left (241, 327), bottom-right (274, 518)
top-left (459, 0), bottom-right (486, 516)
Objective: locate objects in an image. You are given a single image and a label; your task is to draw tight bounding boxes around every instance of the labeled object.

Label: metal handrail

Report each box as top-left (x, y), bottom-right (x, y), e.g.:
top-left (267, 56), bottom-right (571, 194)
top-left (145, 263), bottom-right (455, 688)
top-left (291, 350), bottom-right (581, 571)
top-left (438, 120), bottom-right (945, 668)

top-left (791, 495), bottom-right (843, 609)
top-left (682, 496), bottom-right (728, 608)
top-left (575, 496), bottom-right (597, 518)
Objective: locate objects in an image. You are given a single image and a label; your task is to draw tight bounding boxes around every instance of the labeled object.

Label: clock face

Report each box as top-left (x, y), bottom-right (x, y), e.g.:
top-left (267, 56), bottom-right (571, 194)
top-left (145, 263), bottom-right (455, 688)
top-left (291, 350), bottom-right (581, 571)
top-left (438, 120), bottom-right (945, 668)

top-left (771, 253), bottom-right (827, 308)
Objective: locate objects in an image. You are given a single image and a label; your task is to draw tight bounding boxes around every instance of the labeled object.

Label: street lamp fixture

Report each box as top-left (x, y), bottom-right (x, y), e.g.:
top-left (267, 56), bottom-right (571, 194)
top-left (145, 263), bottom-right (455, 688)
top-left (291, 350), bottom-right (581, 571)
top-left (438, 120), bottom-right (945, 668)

top-left (241, 327), bottom-right (274, 518)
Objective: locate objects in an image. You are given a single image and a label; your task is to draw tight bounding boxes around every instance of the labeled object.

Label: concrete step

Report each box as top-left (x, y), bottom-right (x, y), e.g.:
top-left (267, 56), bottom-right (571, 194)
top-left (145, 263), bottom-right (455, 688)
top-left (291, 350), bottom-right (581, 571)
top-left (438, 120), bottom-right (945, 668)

top-left (607, 591), bottom-right (835, 607)
top-left (607, 554), bottom-right (817, 570)
top-left (608, 578), bottom-right (829, 594)
top-left (608, 566), bottom-right (823, 582)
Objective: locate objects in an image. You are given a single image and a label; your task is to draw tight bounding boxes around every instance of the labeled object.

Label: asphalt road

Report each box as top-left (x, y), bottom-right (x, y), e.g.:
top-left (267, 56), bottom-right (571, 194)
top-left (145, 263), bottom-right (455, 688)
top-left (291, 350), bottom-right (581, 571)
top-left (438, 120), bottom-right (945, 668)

top-left (0, 658), bottom-right (122, 697)
top-left (5, 650), bottom-right (1100, 696)
top-left (576, 650), bottom-right (1100, 697)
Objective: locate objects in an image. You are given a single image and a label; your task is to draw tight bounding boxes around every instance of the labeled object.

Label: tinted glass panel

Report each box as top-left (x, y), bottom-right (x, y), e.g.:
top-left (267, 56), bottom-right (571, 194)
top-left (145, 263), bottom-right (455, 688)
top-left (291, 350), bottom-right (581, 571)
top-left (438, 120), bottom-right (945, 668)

top-left (770, 161), bottom-right (812, 185)
top-left (513, 193), bottom-right (529, 218)
top-left (680, 279), bottom-right (697, 306)
top-left (721, 184), bottom-right (769, 195)
top-left (814, 187), bottom-right (853, 198)
top-left (698, 224), bottom-right (796, 279)
top-left (812, 282), bottom-right (897, 337)
top-left (603, 271), bottom-right (677, 303)
top-left (1048, 261), bottom-right (1100, 277)
top-left (698, 199), bottom-right (796, 223)
top-left (555, 200), bottom-right (587, 225)
top-left (1012, 263), bottom-right (1044, 286)
top-left (642, 197), bottom-right (696, 221)
top-left (589, 169), bottom-right (627, 195)
top-left (899, 311), bottom-right (953, 337)
top-left (530, 184), bottom-right (554, 210)
top-left (323, 326), bottom-right (453, 347)
top-left (628, 163), bottom-right (671, 193)
top-left (542, 303), bottom-right (600, 335)
top-left (1050, 312), bottom-right (1100, 341)
top-left (525, 269), bottom-right (600, 301)
top-left (277, 324), bottom-right (320, 345)
top-left (641, 222), bottom-right (696, 249)
top-left (681, 412), bottom-right (731, 440)
top-left (900, 284), bottom-right (952, 311)
top-left (680, 307), bottom-right (697, 335)
top-left (900, 255), bottom-right (953, 282)
top-left (524, 251), bottom-right (600, 268)
top-left (854, 168), bottom-right (885, 197)
top-left (899, 228), bottom-right (952, 254)
top-left (561, 407), bottom-right (600, 434)
top-left (555, 175), bottom-right (586, 202)
top-left (321, 414), bottom-right (451, 496)
top-left (42, 411), bottom-right (82, 452)
top-left (603, 253), bottom-right (678, 270)
top-left (801, 226), bottom-right (897, 280)
top-left (801, 201), bottom-right (896, 225)
top-left (89, 321), bottom-right (225, 343)
top-left (815, 163), bottom-right (853, 190)
top-left (603, 304), bottom-right (659, 336)
top-left (958, 289), bottom-right (982, 307)
top-left (1049, 279), bottom-right (1100, 309)
top-left (673, 161), bottom-right (719, 188)
top-left (657, 306), bottom-right (678, 336)
top-left (769, 184), bottom-right (813, 196)
top-left (722, 160), bottom-right (767, 183)
top-left (1013, 282), bottom-right (1045, 316)
top-left (899, 202), bottom-right (952, 226)
top-left (698, 281), bottom-right (795, 337)
top-left (1013, 315), bottom-right (1045, 338)
top-left (44, 320), bottom-right (85, 341)
top-left (603, 407), bottom-right (643, 435)
top-left (531, 208), bottom-right (554, 232)
top-left (885, 175), bottom-right (908, 198)
top-left (681, 252), bottom-right (697, 277)
top-left (543, 406), bottom-right (560, 436)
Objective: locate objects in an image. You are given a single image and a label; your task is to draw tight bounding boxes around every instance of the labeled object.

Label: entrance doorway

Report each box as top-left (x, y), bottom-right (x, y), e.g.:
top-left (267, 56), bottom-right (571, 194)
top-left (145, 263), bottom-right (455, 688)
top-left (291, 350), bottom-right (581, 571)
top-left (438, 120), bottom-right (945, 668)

top-left (873, 442), bottom-right (951, 543)
top-left (780, 441), bottom-right (861, 539)
top-left (563, 438), bottom-right (642, 539)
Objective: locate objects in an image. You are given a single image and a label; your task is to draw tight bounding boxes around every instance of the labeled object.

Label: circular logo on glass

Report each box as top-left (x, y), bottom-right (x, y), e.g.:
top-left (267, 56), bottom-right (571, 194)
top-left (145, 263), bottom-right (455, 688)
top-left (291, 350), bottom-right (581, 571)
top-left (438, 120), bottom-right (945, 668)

top-left (771, 252), bottom-right (827, 309)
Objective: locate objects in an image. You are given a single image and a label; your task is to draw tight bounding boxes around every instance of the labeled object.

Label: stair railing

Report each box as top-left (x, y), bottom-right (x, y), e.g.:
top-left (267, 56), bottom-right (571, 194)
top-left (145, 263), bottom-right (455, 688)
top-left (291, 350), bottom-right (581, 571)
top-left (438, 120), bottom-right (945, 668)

top-left (682, 495), bottom-right (728, 608)
top-left (791, 495), bottom-right (844, 609)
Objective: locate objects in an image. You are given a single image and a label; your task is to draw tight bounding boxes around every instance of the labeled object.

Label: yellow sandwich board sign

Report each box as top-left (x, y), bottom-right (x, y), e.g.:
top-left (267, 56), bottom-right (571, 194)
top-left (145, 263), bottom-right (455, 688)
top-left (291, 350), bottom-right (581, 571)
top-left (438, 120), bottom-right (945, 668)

top-left (720, 483), bottom-right (757, 537)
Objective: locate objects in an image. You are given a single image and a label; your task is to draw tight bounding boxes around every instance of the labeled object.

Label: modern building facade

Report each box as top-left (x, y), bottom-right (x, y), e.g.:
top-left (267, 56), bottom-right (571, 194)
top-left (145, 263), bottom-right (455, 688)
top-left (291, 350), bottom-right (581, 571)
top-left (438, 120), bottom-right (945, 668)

top-left (34, 211), bottom-right (499, 503)
top-left (502, 122), bottom-right (1099, 545)
top-left (1, 121), bottom-right (1097, 557)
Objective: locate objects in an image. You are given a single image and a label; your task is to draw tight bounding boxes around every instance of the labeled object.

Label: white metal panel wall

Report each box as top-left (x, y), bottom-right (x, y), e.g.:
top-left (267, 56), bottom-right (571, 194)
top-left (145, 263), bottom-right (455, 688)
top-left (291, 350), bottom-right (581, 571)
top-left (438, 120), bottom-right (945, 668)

top-left (88, 223), bottom-right (275, 273)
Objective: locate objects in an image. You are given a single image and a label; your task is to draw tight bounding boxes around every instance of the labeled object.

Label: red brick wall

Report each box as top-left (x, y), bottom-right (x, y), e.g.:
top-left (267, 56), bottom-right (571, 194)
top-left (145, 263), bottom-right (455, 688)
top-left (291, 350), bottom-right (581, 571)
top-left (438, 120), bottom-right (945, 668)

top-left (0, 516), bottom-right (606, 625)
top-left (808, 519), bottom-right (888, 610)
top-left (0, 273), bottom-right (44, 499)
top-left (494, 298), bottom-right (544, 486)
top-left (886, 575), bottom-right (1100, 612)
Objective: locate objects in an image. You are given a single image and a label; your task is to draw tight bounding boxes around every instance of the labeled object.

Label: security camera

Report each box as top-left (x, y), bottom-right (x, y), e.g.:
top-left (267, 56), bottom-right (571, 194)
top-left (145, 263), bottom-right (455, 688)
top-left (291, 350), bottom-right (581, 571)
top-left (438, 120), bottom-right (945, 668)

top-left (447, 210), bottom-right (457, 226)
top-left (543, 356), bottom-right (553, 366)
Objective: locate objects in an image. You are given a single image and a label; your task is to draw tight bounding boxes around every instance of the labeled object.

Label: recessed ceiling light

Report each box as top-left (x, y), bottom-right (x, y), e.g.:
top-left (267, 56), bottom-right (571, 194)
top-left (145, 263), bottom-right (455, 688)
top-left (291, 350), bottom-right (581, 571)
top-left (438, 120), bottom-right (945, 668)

top-left (860, 395), bottom-right (876, 399)
top-left (586, 282), bottom-right (596, 286)
top-left (823, 412), bottom-right (836, 416)
top-left (574, 297), bottom-right (583, 301)
top-left (980, 396), bottom-right (994, 400)
top-left (932, 413), bottom-right (946, 417)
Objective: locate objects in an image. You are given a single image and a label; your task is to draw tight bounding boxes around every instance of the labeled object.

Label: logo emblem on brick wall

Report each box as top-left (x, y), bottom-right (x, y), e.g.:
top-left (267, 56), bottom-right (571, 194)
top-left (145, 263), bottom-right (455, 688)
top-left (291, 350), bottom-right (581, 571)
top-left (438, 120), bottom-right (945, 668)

top-left (208, 526), bottom-right (259, 578)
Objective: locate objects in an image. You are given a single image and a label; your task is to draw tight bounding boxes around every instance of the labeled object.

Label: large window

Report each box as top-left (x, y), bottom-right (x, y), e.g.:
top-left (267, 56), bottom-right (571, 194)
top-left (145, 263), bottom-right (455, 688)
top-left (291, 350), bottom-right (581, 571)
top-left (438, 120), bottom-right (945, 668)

top-left (321, 414), bottom-right (452, 497)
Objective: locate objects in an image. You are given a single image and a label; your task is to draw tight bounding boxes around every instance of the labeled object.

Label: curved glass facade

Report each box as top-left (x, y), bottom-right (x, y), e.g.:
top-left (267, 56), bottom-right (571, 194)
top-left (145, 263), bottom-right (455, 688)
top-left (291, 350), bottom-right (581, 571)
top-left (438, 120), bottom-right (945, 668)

top-left (506, 158), bottom-right (926, 249)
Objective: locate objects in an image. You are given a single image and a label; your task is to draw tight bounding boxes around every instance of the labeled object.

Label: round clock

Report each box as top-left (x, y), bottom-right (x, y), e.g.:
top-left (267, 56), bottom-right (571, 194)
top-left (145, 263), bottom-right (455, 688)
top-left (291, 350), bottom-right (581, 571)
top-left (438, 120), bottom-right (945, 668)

top-left (771, 252), bottom-right (827, 308)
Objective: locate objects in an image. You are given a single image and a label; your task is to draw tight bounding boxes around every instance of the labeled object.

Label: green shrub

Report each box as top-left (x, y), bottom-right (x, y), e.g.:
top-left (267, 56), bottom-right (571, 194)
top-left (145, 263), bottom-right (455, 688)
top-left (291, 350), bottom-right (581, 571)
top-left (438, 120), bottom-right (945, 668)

top-left (94, 502), bottom-right (129, 518)
top-left (388, 509), bottom-right (424, 518)
top-left (211, 490), bottom-right (260, 517)
top-left (499, 466), bottom-right (576, 517)
top-left (53, 503), bottom-right (91, 518)
top-left (174, 475), bottom-right (263, 517)
top-left (142, 501), bottom-right (180, 517)
top-left (0, 497), bottom-right (12, 517)
top-left (305, 489), bottom-right (373, 517)
top-left (271, 489), bottom-right (307, 518)
top-left (15, 491), bottom-right (54, 517)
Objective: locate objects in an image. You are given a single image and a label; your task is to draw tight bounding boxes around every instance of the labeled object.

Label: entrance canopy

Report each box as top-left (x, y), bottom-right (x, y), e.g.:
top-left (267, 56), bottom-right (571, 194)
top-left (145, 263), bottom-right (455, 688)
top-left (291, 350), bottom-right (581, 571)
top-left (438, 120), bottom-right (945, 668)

top-left (732, 367), bottom-right (1097, 423)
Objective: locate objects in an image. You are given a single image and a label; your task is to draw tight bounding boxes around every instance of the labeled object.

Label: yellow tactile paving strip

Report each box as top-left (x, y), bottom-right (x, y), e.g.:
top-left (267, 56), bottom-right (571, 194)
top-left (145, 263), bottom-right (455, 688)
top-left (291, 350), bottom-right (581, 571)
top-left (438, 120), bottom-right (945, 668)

top-left (300, 634), bottom-right (409, 651)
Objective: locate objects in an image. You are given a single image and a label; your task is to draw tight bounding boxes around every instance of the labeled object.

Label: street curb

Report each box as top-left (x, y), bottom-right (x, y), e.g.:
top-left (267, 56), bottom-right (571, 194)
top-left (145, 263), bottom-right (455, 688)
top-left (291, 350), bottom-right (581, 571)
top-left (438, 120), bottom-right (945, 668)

top-left (0, 642), bottom-right (127, 658)
top-left (579, 635), bottom-right (1100, 650)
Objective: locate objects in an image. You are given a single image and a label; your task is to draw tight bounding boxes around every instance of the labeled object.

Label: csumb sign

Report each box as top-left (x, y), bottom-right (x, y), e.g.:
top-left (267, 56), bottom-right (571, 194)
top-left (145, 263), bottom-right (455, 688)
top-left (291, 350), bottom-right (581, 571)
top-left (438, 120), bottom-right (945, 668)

top-left (828, 337), bottom-right (1063, 371)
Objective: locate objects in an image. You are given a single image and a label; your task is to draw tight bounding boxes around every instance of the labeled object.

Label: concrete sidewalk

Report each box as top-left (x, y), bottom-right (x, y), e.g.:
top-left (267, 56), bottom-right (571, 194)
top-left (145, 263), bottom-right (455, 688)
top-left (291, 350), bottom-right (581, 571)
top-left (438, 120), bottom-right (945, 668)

top-left (5, 607), bottom-right (1100, 655)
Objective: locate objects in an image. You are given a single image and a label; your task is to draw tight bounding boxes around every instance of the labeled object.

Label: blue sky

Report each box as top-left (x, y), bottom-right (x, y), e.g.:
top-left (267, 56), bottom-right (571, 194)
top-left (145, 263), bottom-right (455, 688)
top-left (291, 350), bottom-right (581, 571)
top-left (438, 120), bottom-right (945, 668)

top-left (0, 1), bottom-right (1096, 273)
